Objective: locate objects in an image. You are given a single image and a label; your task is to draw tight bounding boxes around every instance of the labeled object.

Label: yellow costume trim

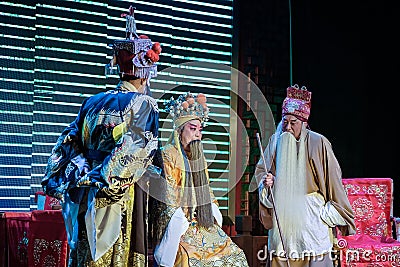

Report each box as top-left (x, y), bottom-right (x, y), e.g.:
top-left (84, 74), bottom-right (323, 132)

top-left (170, 129), bottom-right (186, 196)
top-left (112, 121), bottom-right (127, 141)
top-left (169, 116), bottom-right (201, 195)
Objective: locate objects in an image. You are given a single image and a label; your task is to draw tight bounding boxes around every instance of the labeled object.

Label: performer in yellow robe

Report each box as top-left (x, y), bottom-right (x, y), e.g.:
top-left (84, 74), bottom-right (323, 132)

top-left (152, 92), bottom-right (249, 267)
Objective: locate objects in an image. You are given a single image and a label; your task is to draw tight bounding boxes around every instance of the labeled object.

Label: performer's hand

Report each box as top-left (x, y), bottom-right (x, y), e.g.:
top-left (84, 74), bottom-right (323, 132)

top-left (263, 173), bottom-right (274, 188)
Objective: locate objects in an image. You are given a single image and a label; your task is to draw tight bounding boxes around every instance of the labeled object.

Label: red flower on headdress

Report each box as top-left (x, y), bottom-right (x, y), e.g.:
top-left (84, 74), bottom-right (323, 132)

top-left (197, 93), bottom-right (207, 104)
top-left (181, 101), bottom-right (189, 109)
top-left (187, 97), bottom-right (195, 105)
top-left (145, 49), bottom-right (159, 62)
top-left (152, 42), bottom-right (162, 54)
top-left (139, 34), bottom-right (149, 39)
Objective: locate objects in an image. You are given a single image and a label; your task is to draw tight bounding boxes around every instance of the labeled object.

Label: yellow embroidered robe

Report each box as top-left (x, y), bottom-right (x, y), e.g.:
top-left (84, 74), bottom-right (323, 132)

top-left (156, 143), bottom-right (249, 267)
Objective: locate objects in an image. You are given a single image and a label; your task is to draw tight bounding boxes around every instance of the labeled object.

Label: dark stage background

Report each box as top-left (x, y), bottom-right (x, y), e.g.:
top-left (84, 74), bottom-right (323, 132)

top-left (293, 0), bottom-right (398, 218)
top-left (239, 0), bottom-right (399, 217)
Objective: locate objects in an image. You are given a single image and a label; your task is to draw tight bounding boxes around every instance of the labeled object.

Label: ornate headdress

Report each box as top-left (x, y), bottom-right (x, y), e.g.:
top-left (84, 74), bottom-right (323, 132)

top-left (282, 84), bottom-right (312, 121)
top-left (164, 92), bottom-right (210, 128)
top-left (106, 5), bottom-right (162, 80)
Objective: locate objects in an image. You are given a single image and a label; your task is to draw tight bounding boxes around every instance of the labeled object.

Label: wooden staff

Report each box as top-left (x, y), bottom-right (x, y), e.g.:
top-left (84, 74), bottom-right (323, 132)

top-left (256, 132), bottom-right (290, 267)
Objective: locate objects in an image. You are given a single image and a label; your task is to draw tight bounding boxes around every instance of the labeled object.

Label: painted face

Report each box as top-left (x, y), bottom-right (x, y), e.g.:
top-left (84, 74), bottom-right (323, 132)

top-left (282, 114), bottom-right (304, 140)
top-left (180, 119), bottom-right (203, 149)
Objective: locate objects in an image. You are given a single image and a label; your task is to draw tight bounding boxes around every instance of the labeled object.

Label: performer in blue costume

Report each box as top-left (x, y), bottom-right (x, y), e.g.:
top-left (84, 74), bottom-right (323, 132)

top-left (41, 5), bottom-right (162, 267)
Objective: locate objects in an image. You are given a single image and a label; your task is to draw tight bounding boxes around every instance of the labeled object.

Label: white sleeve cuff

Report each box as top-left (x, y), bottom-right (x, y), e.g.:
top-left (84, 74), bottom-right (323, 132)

top-left (154, 208), bottom-right (189, 267)
top-left (259, 181), bottom-right (273, 208)
top-left (320, 201), bottom-right (347, 227)
top-left (212, 202), bottom-right (223, 227)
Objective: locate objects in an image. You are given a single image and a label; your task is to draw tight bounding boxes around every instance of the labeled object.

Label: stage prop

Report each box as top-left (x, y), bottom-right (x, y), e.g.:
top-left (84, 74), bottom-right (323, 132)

top-left (0, 194), bottom-right (67, 267)
top-left (339, 178), bottom-right (400, 267)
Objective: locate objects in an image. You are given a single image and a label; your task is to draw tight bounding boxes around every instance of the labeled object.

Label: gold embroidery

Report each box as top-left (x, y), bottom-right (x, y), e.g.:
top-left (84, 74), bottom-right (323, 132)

top-left (33, 239), bottom-right (62, 267)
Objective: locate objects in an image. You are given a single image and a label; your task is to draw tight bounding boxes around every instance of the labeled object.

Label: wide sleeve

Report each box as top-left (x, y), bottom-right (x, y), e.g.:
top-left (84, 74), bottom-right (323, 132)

top-left (41, 98), bottom-right (89, 200)
top-left (153, 208), bottom-right (189, 267)
top-left (150, 146), bottom-right (185, 246)
top-left (161, 147), bottom-right (182, 209)
top-left (153, 146), bottom-right (195, 266)
top-left (310, 134), bottom-right (356, 236)
top-left (79, 96), bottom-right (160, 200)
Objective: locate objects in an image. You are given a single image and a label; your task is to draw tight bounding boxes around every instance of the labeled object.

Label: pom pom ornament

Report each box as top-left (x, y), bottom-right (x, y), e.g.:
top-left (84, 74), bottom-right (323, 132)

top-left (145, 49), bottom-right (159, 63)
top-left (152, 42), bottom-right (162, 54)
top-left (164, 92), bottom-right (210, 127)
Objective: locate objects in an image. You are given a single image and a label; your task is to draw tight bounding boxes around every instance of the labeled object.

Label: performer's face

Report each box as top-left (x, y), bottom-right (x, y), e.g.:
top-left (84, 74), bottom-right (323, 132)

top-left (282, 115), bottom-right (304, 140)
top-left (180, 119), bottom-right (203, 150)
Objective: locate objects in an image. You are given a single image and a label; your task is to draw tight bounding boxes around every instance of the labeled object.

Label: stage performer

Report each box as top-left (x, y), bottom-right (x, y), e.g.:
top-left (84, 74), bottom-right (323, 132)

top-left (42, 5), bottom-right (162, 266)
top-left (152, 92), bottom-right (249, 267)
top-left (257, 84), bottom-right (356, 267)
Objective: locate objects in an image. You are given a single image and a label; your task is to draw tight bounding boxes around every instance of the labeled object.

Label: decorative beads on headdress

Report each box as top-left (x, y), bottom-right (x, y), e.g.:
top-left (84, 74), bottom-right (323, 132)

top-left (164, 92), bottom-right (210, 127)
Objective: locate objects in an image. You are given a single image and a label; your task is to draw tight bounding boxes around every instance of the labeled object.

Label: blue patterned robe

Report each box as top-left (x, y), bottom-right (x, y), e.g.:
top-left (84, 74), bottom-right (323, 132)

top-left (42, 81), bottom-right (159, 266)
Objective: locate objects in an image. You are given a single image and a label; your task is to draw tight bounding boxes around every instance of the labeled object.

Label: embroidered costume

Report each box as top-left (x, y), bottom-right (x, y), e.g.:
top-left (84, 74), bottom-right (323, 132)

top-left (152, 93), bottom-right (249, 267)
top-left (42, 6), bottom-right (162, 266)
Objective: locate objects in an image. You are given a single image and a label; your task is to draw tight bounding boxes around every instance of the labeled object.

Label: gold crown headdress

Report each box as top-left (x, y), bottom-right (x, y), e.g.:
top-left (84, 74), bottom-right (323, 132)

top-left (164, 92), bottom-right (210, 128)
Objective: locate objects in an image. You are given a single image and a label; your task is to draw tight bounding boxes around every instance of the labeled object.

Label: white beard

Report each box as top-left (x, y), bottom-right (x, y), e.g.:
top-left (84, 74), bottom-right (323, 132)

top-left (270, 131), bottom-right (307, 256)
